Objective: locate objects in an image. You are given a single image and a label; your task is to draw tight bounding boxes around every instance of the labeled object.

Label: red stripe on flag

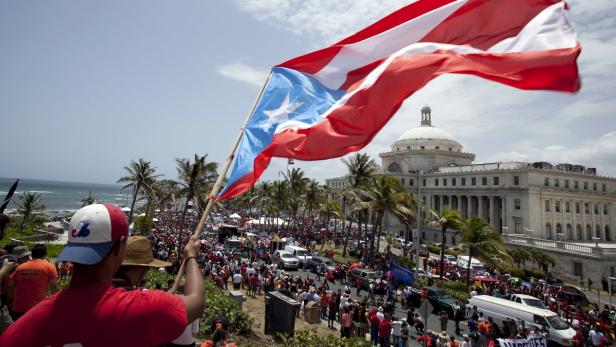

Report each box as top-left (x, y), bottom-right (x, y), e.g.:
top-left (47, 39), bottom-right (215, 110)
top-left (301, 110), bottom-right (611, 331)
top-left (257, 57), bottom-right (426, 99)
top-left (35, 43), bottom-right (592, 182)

top-left (419, 0), bottom-right (561, 50)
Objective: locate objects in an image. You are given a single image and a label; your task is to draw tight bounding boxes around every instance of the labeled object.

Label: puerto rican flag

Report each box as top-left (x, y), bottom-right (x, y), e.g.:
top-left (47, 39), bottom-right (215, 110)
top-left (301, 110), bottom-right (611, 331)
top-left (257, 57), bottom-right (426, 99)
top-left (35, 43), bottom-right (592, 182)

top-left (219, 0), bottom-right (580, 201)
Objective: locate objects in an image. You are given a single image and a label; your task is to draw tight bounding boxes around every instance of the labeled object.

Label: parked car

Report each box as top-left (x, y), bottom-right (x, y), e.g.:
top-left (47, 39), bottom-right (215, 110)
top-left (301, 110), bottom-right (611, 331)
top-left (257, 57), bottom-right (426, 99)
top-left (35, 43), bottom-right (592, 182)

top-left (274, 250), bottom-right (300, 270)
top-left (308, 256), bottom-right (336, 274)
top-left (416, 244), bottom-right (429, 257)
top-left (285, 245), bottom-right (312, 262)
top-left (545, 272), bottom-right (563, 285)
top-left (406, 286), bottom-right (461, 317)
top-left (443, 254), bottom-right (457, 264)
top-left (350, 268), bottom-right (379, 289)
top-left (557, 286), bottom-right (589, 306)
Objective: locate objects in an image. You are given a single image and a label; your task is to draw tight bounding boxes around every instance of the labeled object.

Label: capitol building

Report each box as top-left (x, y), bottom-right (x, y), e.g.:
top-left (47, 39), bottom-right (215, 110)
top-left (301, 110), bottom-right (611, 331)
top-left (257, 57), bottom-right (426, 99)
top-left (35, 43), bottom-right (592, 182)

top-left (326, 106), bottom-right (616, 283)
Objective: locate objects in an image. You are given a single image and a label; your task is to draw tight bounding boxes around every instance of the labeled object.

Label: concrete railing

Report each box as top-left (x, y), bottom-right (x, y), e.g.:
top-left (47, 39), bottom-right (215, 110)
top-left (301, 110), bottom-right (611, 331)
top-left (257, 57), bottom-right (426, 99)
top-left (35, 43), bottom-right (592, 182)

top-left (503, 234), bottom-right (613, 257)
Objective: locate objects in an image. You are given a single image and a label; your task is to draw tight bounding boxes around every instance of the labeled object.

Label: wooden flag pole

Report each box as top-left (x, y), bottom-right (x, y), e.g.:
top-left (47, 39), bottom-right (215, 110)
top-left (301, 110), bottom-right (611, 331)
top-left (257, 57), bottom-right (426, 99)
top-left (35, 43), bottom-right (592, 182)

top-left (171, 70), bottom-right (273, 287)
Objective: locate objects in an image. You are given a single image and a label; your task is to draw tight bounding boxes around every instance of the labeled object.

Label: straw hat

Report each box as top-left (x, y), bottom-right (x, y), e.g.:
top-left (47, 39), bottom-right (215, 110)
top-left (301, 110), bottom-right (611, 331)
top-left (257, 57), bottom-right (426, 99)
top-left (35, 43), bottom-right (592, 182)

top-left (122, 236), bottom-right (172, 267)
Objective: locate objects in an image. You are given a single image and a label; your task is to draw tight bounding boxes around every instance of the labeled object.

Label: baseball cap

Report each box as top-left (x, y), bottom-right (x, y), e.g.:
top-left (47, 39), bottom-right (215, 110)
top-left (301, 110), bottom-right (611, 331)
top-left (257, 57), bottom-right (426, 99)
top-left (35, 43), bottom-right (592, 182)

top-left (57, 204), bottom-right (128, 265)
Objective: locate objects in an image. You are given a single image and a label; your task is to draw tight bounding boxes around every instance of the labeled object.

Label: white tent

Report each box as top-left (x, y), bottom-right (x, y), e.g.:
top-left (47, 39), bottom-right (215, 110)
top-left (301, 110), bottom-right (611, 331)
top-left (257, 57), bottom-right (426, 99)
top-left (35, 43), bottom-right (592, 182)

top-left (120, 207), bottom-right (131, 212)
top-left (229, 213), bottom-right (241, 219)
top-left (247, 217), bottom-right (284, 225)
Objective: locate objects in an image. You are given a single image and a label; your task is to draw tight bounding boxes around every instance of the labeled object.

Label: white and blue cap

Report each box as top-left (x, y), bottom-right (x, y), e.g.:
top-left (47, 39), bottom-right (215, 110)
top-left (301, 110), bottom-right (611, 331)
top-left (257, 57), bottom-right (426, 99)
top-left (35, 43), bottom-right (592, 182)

top-left (57, 204), bottom-right (129, 265)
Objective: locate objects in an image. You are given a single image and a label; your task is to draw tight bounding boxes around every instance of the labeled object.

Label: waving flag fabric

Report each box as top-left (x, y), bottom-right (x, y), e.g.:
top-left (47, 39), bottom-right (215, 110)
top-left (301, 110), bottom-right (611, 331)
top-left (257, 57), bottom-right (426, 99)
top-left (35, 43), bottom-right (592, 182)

top-left (218, 0), bottom-right (580, 201)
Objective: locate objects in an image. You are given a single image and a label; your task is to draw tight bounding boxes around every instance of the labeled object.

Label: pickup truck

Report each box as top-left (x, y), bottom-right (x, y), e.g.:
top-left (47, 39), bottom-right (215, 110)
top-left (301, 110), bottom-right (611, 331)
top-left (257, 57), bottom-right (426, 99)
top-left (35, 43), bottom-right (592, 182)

top-left (510, 294), bottom-right (547, 309)
top-left (406, 286), bottom-right (464, 318)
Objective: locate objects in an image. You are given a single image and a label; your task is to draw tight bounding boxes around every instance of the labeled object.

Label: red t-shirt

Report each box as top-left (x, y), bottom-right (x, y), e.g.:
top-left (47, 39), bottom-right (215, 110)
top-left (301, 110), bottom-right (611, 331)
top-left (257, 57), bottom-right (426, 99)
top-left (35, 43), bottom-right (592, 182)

top-left (0, 283), bottom-right (187, 347)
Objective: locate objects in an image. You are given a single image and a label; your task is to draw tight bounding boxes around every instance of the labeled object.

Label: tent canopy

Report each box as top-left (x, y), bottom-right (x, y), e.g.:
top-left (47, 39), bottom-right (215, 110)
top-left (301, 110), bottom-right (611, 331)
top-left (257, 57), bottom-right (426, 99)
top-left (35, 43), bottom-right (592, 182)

top-left (229, 213), bottom-right (241, 219)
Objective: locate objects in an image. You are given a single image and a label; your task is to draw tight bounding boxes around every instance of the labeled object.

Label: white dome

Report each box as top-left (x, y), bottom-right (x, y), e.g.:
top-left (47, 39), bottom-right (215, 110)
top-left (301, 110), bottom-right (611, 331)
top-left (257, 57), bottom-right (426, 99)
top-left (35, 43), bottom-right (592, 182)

top-left (396, 125), bottom-right (459, 143)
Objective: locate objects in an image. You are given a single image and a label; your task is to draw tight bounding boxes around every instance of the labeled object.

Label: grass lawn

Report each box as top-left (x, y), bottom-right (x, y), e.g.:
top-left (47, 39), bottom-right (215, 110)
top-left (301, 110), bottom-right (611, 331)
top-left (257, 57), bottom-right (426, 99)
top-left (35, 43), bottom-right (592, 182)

top-left (1, 225), bottom-right (65, 259)
top-left (318, 245), bottom-right (360, 264)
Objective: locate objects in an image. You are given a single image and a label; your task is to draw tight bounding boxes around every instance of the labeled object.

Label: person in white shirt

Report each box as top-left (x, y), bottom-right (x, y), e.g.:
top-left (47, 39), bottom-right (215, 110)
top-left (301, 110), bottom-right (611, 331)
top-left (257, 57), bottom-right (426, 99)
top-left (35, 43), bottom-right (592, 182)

top-left (589, 327), bottom-right (604, 347)
top-left (391, 317), bottom-right (402, 347)
top-left (460, 334), bottom-right (471, 347)
top-left (232, 272), bottom-right (242, 290)
top-left (171, 319), bottom-right (200, 347)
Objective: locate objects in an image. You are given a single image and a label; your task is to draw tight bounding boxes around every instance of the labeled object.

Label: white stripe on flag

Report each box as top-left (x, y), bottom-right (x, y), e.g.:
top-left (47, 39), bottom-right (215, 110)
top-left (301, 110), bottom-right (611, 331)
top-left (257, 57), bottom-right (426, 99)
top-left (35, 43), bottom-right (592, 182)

top-left (312, 0), bottom-right (468, 89)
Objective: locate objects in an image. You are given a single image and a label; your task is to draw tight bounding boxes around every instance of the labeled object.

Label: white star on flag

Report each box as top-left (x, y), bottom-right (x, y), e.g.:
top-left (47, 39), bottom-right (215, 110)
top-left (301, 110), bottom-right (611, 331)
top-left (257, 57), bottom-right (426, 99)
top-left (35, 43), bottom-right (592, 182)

top-left (260, 93), bottom-right (303, 129)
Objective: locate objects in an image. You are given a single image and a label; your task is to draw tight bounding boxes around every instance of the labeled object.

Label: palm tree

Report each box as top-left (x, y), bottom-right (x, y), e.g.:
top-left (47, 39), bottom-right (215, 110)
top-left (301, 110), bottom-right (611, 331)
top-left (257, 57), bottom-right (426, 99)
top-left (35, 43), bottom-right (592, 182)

top-left (508, 247), bottom-right (530, 270)
top-left (80, 191), bottom-right (96, 207)
top-left (282, 168), bottom-right (309, 227)
top-left (459, 217), bottom-right (510, 289)
top-left (16, 192), bottom-right (45, 232)
top-left (117, 159), bottom-right (160, 225)
top-left (527, 248), bottom-right (542, 270)
top-left (175, 154), bottom-right (218, 252)
top-left (303, 180), bottom-right (322, 218)
top-left (271, 180), bottom-right (289, 230)
top-left (535, 252), bottom-right (555, 273)
top-left (392, 191), bottom-right (417, 254)
top-left (362, 175), bottom-right (408, 263)
top-left (342, 153), bottom-right (377, 256)
top-left (430, 207), bottom-right (463, 280)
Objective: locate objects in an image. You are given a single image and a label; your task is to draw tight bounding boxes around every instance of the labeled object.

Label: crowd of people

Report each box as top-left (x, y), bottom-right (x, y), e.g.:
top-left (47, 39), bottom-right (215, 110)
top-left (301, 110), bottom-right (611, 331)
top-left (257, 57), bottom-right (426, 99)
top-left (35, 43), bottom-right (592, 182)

top-left (1, 205), bottom-right (616, 346)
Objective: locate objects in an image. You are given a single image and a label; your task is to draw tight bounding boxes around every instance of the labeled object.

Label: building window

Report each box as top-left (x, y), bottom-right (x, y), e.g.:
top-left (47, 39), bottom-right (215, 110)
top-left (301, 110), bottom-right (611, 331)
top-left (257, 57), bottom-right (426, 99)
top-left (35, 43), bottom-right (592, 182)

top-left (514, 218), bottom-right (522, 233)
top-left (555, 201), bottom-right (561, 212)
top-left (574, 181), bottom-right (579, 189)
top-left (576, 225), bottom-right (582, 240)
top-left (604, 204), bottom-right (608, 215)
top-left (420, 146), bottom-right (425, 150)
top-left (606, 226), bottom-right (612, 241)
top-left (409, 179), bottom-right (414, 186)
top-left (573, 262), bottom-right (583, 277)
top-left (443, 178), bottom-right (447, 186)
top-left (514, 199), bottom-right (521, 210)
top-left (585, 203), bottom-right (590, 214)
top-left (565, 180), bottom-right (569, 188)
top-left (602, 183), bottom-right (607, 192)
top-left (586, 225), bottom-right (592, 240)
top-left (544, 177), bottom-right (550, 186)
top-left (593, 182), bottom-right (597, 191)
top-left (388, 162), bottom-right (402, 173)
top-left (435, 146), bottom-right (440, 150)
top-left (407, 146), bottom-right (410, 150)
top-left (594, 204), bottom-right (599, 214)
top-left (596, 225), bottom-right (602, 239)
top-left (434, 179), bottom-right (439, 186)
top-left (576, 202), bottom-right (580, 214)
top-left (546, 223), bottom-right (553, 239)
top-left (565, 201), bottom-right (570, 213)
top-left (452, 178), bottom-right (456, 186)
top-left (545, 200), bottom-right (551, 212)
top-left (493, 177), bottom-right (500, 185)
top-left (472, 177), bottom-right (476, 186)
top-left (461, 178), bottom-right (466, 186)
top-left (401, 178), bottom-right (405, 185)
top-left (555, 179), bottom-right (560, 187)
top-left (482, 177), bottom-right (487, 185)
top-left (584, 182), bottom-right (588, 190)
top-left (449, 147), bottom-right (452, 151)
top-left (423, 179), bottom-right (426, 186)
top-left (514, 176), bottom-right (520, 185)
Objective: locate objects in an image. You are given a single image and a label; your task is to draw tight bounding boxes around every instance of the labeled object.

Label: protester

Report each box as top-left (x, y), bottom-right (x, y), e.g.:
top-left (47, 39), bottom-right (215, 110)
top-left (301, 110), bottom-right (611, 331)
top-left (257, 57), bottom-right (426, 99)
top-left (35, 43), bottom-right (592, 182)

top-left (0, 203), bottom-right (205, 346)
top-left (6, 244), bottom-right (58, 320)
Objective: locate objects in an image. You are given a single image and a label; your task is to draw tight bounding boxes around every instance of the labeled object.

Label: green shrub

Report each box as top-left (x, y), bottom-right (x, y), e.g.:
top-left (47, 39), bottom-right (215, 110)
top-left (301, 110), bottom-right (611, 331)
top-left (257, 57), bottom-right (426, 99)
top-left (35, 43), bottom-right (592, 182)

top-left (395, 256), bottom-right (416, 269)
top-left (200, 279), bottom-right (253, 337)
top-left (133, 215), bottom-right (154, 235)
top-left (278, 329), bottom-right (372, 347)
top-left (144, 268), bottom-right (175, 289)
top-left (524, 269), bottom-right (545, 279)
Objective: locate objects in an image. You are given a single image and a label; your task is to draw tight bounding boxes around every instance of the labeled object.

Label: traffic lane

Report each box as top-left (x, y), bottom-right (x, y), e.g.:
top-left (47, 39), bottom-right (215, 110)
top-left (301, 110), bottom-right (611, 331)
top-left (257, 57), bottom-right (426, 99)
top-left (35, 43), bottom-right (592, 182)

top-left (286, 267), bottom-right (463, 341)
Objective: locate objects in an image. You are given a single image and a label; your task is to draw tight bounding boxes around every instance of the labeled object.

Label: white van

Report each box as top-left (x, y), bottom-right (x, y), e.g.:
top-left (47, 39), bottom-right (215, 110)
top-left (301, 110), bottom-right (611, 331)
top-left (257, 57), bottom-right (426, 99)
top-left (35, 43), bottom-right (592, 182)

top-left (456, 256), bottom-right (486, 273)
top-left (284, 245), bottom-right (312, 262)
top-left (468, 295), bottom-right (574, 346)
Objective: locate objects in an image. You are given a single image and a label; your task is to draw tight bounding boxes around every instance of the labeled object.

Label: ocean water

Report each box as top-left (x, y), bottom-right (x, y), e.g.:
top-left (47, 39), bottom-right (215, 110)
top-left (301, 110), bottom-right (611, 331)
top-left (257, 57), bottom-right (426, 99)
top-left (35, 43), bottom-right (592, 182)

top-left (0, 177), bottom-right (128, 216)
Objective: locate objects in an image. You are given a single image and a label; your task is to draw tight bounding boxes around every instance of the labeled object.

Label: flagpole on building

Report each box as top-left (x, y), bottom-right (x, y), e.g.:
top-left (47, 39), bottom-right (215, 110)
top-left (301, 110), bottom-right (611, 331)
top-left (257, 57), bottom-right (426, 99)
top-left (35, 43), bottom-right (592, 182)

top-left (170, 70), bottom-right (272, 290)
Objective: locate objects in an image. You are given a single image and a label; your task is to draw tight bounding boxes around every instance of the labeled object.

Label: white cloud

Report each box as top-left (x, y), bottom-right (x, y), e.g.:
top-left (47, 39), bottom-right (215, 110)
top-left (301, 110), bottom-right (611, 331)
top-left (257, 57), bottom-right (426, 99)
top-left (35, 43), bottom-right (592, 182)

top-left (232, 0), bottom-right (411, 45)
top-left (216, 63), bottom-right (268, 87)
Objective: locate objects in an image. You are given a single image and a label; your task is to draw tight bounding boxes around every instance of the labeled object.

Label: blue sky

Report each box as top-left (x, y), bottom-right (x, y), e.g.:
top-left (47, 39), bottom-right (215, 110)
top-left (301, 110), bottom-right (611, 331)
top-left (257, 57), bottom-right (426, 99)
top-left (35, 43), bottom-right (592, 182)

top-left (1, 0), bottom-right (615, 185)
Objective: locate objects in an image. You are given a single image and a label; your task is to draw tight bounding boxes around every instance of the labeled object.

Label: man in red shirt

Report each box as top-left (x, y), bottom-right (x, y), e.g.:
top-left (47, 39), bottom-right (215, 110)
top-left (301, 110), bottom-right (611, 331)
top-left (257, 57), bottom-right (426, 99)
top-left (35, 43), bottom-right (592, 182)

top-left (7, 243), bottom-right (59, 320)
top-left (379, 313), bottom-right (392, 347)
top-left (0, 203), bottom-right (205, 347)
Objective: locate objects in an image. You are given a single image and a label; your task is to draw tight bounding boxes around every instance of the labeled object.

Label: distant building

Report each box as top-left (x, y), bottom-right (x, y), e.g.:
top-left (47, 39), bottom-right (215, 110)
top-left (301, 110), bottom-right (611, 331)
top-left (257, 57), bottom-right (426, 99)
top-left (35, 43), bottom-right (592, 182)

top-left (326, 106), bottom-right (616, 283)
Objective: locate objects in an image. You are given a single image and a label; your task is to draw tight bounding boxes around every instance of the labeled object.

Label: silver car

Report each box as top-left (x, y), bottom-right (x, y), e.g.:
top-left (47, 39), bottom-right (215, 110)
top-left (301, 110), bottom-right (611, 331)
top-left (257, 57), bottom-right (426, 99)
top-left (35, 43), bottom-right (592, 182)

top-left (275, 250), bottom-right (300, 270)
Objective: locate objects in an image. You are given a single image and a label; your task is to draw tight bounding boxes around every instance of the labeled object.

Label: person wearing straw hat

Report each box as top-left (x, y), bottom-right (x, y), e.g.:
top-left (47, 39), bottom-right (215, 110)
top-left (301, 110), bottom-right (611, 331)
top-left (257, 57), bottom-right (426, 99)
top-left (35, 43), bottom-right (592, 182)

top-left (0, 203), bottom-right (205, 347)
top-left (113, 236), bottom-right (172, 289)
